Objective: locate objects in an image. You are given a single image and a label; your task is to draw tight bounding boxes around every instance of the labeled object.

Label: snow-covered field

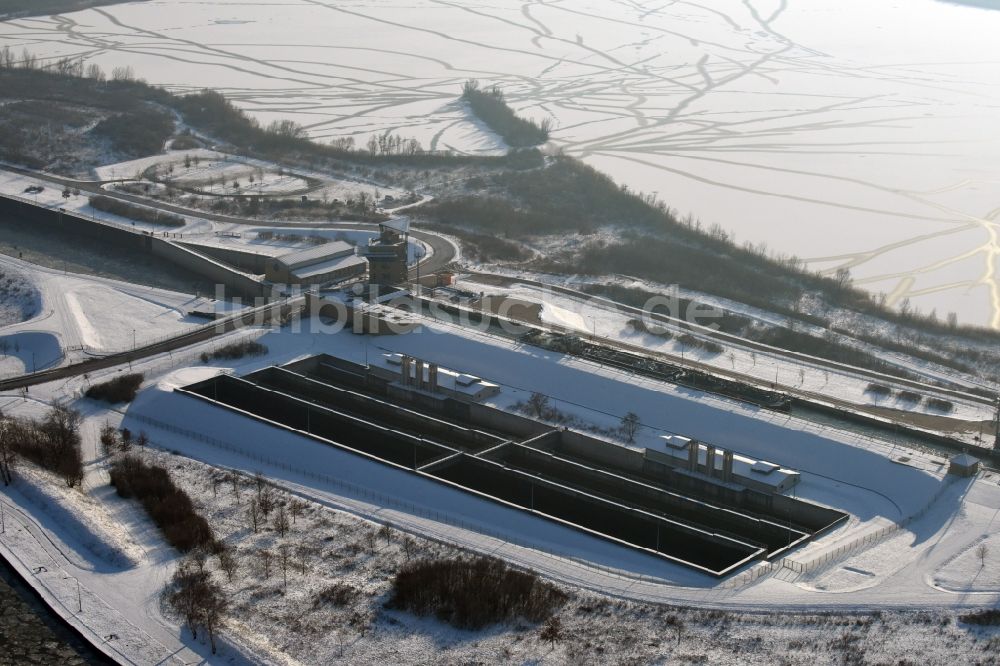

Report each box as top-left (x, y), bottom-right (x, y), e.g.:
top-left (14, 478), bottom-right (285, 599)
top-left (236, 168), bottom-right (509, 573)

top-left (2, 0), bottom-right (998, 326)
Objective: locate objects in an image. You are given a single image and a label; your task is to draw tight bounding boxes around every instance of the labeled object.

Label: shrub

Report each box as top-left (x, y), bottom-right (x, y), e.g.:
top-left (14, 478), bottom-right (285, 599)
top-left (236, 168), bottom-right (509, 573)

top-left (109, 455), bottom-right (218, 554)
top-left (959, 609), bottom-right (1000, 626)
top-left (90, 106), bottom-right (175, 158)
top-left (702, 340), bottom-right (725, 355)
top-left (85, 373), bottom-right (144, 404)
top-left (897, 390), bottom-right (923, 404)
top-left (388, 556), bottom-right (566, 629)
top-left (927, 397), bottom-right (954, 413)
top-left (2, 406), bottom-right (84, 487)
top-left (865, 383), bottom-right (892, 397)
top-left (88, 195), bottom-right (185, 227)
top-left (627, 317), bottom-right (673, 341)
top-left (208, 340), bottom-right (267, 361)
top-left (313, 583), bottom-right (360, 608)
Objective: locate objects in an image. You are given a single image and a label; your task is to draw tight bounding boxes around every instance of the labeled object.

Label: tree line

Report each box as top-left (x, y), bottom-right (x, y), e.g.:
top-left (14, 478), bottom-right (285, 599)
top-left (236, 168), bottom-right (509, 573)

top-left (461, 80), bottom-right (551, 147)
top-left (88, 195), bottom-right (185, 227)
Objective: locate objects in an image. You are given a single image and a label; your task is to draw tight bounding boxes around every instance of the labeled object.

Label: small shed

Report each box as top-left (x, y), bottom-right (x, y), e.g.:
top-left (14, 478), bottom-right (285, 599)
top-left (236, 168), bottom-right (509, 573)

top-left (948, 453), bottom-right (980, 477)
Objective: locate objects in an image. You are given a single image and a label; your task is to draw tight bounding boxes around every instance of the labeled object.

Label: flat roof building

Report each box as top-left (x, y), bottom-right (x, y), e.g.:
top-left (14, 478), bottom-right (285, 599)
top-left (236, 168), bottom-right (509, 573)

top-left (266, 241), bottom-right (367, 286)
top-left (645, 435), bottom-right (800, 494)
top-left (369, 353), bottom-right (501, 402)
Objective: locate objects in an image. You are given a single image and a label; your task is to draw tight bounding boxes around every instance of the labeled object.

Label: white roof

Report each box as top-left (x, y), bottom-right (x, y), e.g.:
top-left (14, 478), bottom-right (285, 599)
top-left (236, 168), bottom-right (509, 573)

top-left (660, 434), bottom-right (692, 450)
top-left (291, 252), bottom-right (367, 280)
top-left (645, 440), bottom-right (798, 490)
top-left (455, 374), bottom-right (481, 387)
top-left (383, 218), bottom-right (410, 234)
top-left (372, 355), bottom-right (498, 398)
top-left (751, 461), bottom-right (780, 474)
top-left (279, 241), bottom-right (355, 270)
top-left (950, 453), bottom-right (980, 467)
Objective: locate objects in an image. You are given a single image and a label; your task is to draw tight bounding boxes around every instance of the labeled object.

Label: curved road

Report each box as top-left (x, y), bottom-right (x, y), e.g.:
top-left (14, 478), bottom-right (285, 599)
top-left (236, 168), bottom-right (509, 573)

top-left (1, 163), bottom-right (457, 276)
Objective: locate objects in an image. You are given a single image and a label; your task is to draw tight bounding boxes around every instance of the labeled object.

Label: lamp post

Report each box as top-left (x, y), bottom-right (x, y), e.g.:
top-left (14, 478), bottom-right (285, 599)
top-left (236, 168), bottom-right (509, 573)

top-left (994, 396), bottom-right (1000, 450)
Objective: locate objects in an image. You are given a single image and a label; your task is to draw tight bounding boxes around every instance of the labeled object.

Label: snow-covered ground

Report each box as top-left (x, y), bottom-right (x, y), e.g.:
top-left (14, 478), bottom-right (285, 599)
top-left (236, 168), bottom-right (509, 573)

top-left (0, 167), bottom-right (215, 236)
top-left (0, 262), bottom-right (39, 327)
top-left (0, 253), bottom-right (223, 375)
top-left (94, 150), bottom-right (407, 205)
top-left (3, 0), bottom-right (998, 326)
top-left (0, 303), bottom-right (998, 662)
top-left (451, 275), bottom-right (996, 429)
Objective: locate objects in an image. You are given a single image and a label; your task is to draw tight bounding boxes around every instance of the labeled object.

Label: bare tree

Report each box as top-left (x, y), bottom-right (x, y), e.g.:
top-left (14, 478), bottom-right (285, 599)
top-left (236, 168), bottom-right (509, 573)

top-left (218, 549), bottom-right (239, 583)
top-left (136, 430), bottom-right (149, 452)
top-left (539, 615), bottom-right (562, 647)
top-left (111, 65), bottom-right (135, 82)
top-left (258, 484), bottom-right (276, 518)
top-left (976, 542), bottom-right (989, 568)
top-left (0, 415), bottom-right (15, 486)
top-left (288, 498), bottom-right (305, 525)
top-left (378, 523), bottom-right (393, 546)
top-left (165, 556), bottom-right (228, 654)
top-left (273, 505), bottom-right (289, 538)
top-left (247, 500), bottom-right (261, 534)
top-left (401, 536), bottom-right (416, 560)
top-left (99, 422), bottom-right (119, 456)
top-left (259, 548), bottom-right (273, 579)
top-left (201, 582), bottom-right (228, 655)
top-left (364, 529), bottom-right (377, 555)
top-left (527, 392), bottom-right (550, 418)
top-left (620, 412), bottom-right (641, 443)
top-left (278, 544), bottom-right (291, 594)
top-left (166, 559), bottom-right (205, 641)
top-left (296, 545), bottom-right (313, 574)
top-left (230, 473), bottom-right (241, 504)
top-left (336, 628), bottom-right (350, 658)
top-left (665, 614), bottom-right (684, 645)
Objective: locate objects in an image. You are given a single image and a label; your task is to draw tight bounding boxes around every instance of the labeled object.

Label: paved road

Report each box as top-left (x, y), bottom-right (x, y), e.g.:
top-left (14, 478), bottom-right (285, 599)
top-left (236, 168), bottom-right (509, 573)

top-left (463, 271), bottom-right (996, 408)
top-left (0, 299), bottom-right (301, 392)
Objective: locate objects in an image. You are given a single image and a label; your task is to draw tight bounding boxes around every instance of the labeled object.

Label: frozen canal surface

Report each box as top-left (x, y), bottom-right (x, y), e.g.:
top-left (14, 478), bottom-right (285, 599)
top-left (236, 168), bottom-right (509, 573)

top-left (1, 0), bottom-right (999, 327)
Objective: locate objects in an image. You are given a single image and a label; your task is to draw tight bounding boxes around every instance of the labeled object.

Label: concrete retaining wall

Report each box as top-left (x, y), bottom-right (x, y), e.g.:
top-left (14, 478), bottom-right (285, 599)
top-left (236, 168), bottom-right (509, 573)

top-left (179, 242), bottom-right (271, 275)
top-left (0, 194), bottom-right (268, 300)
top-left (150, 239), bottom-right (267, 299)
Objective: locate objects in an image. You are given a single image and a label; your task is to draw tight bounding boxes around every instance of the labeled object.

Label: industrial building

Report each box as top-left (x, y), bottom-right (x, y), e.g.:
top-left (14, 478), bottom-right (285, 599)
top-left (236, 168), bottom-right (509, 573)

top-left (265, 241), bottom-right (368, 286)
top-left (646, 435), bottom-right (800, 494)
top-left (177, 352), bottom-right (847, 577)
top-left (366, 221), bottom-right (409, 285)
top-left (948, 452), bottom-right (981, 477)
top-left (370, 353), bottom-right (502, 402)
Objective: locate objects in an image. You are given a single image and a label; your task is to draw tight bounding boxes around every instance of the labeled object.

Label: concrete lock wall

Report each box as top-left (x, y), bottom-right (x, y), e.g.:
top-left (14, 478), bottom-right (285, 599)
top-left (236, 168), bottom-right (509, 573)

top-left (466, 402), bottom-right (553, 440)
top-left (0, 195), bottom-right (147, 249)
top-left (557, 429), bottom-right (648, 474)
top-left (0, 195), bottom-right (268, 299)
